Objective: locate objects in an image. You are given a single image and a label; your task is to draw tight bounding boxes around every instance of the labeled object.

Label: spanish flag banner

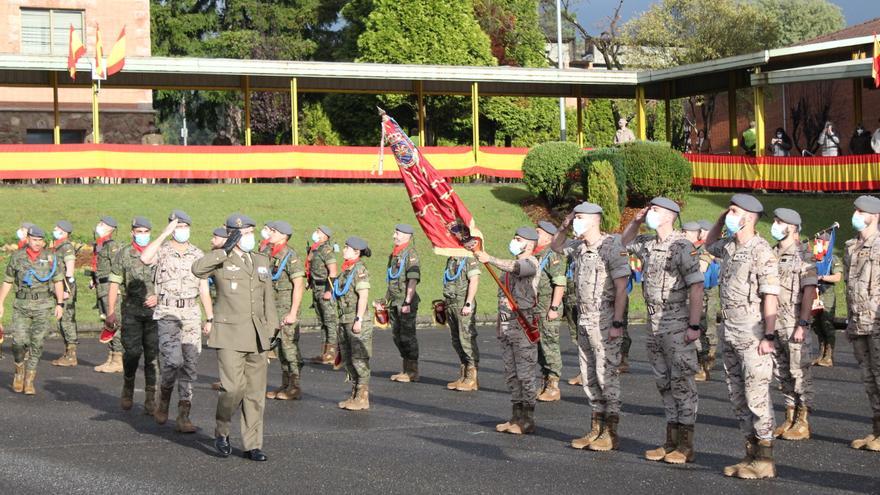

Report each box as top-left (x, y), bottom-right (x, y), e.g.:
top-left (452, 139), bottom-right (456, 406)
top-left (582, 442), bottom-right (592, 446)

top-left (67, 24), bottom-right (85, 80)
top-left (94, 23), bottom-right (106, 79)
top-left (873, 33), bottom-right (879, 89)
top-left (106, 26), bottom-right (126, 77)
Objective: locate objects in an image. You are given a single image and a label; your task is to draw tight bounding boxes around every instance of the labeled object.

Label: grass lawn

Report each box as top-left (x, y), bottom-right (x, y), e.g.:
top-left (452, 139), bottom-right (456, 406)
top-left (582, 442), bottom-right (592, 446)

top-left (0, 184), bottom-right (859, 327)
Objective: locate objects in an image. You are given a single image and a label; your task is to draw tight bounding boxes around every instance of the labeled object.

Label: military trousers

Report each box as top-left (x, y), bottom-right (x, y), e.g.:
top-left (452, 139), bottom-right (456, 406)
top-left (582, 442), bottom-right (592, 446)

top-left (646, 327), bottom-right (699, 425)
top-left (390, 303), bottom-right (419, 361)
top-left (697, 291), bottom-right (719, 360)
top-left (772, 325), bottom-right (814, 408)
top-left (576, 310), bottom-right (622, 414)
top-left (157, 316), bottom-right (201, 401)
top-left (850, 333), bottom-right (880, 416)
top-left (720, 321), bottom-right (774, 440)
top-left (12, 303), bottom-right (54, 371)
top-left (537, 309), bottom-right (562, 379)
top-left (338, 320), bottom-right (373, 385)
top-left (563, 297), bottom-right (578, 344)
top-left (498, 314), bottom-right (539, 407)
top-left (215, 347), bottom-right (268, 451)
top-left (313, 289), bottom-right (338, 345)
top-left (58, 282), bottom-right (78, 345)
top-left (812, 287), bottom-right (837, 348)
top-left (122, 308), bottom-right (158, 387)
top-left (97, 293), bottom-right (123, 353)
top-left (445, 301), bottom-right (479, 366)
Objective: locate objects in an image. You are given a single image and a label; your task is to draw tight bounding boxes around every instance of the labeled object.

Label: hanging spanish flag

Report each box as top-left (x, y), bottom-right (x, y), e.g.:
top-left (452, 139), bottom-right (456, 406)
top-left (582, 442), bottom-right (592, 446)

top-left (106, 26), bottom-right (126, 76)
top-left (873, 33), bottom-right (879, 89)
top-left (94, 23), bottom-right (106, 79)
top-left (67, 24), bottom-right (85, 80)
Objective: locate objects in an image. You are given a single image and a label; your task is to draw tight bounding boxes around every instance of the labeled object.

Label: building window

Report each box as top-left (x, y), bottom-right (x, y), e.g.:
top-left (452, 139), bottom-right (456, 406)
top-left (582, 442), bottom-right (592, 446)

top-left (21, 8), bottom-right (84, 55)
top-left (26, 129), bottom-right (86, 144)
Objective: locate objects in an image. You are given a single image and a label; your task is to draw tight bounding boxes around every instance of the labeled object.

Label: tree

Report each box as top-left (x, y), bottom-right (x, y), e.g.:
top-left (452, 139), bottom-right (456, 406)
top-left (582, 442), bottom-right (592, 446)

top-left (476, 0), bottom-right (547, 68)
top-left (756, 0), bottom-right (845, 47)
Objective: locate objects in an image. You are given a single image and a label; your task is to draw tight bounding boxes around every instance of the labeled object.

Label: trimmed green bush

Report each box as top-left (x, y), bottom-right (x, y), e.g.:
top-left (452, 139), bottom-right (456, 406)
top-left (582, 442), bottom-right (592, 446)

top-left (522, 141), bottom-right (584, 207)
top-left (579, 148), bottom-right (626, 210)
top-left (619, 141), bottom-right (691, 204)
top-left (586, 159), bottom-right (621, 232)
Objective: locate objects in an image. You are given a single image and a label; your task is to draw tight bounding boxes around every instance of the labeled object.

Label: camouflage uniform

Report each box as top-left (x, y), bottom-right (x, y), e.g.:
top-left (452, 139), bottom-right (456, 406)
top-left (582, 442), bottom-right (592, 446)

top-left (535, 247), bottom-right (567, 380)
top-left (109, 244), bottom-right (158, 387)
top-left (386, 244), bottom-right (420, 361)
top-left (708, 235), bottom-right (780, 440)
top-left (442, 256), bottom-right (481, 367)
top-left (565, 235), bottom-right (631, 414)
top-left (262, 244), bottom-right (305, 375)
top-left (497, 257), bottom-right (540, 406)
top-left (772, 242), bottom-right (817, 408)
top-left (628, 231), bottom-right (703, 425)
top-left (153, 241), bottom-right (204, 402)
top-left (308, 240), bottom-right (339, 347)
top-left (563, 254), bottom-right (578, 344)
top-left (336, 260), bottom-right (373, 385)
top-left (53, 238), bottom-right (78, 345)
top-left (6, 249), bottom-right (63, 370)
top-left (843, 232), bottom-right (880, 417)
top-left (813, 258), bottom-right (842, 351)
top-left (697, 249), bottom-right (719, 363)
top-left (89, 238), bottom-right (123, 352)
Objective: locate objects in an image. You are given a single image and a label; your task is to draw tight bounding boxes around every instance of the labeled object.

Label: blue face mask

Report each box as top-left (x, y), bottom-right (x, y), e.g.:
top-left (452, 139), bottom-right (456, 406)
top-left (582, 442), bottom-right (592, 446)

top-left (852, 213), bottom-right (868, 232)
top-left (52, 229), bottom-right (65, 240)
top-left (173, 228), bottom-right (190, 243)
top-left (645, 210), bottom-right (662, 230)
top-left (725, 213), bottom-right (743, 235)
top-left (508, 239), bottom-right (524, 256)
top-left (239, 233), bottom-right (256, 252)
top-left (311, 231), bottom-right (321, 243)
top-left (134, 233), bottom-right (151, 247)
top-left (770, 222), bottom-right (788, 241)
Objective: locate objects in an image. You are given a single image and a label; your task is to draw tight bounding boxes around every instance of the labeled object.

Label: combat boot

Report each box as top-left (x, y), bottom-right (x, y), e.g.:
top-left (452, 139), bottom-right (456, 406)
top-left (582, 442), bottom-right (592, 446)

top-left (323, 344), bottom-right (338, 365)
top-left (390, 360), bottom-right (410, 382)
top-left (694, 362), bottom-right (707, 382)
top-left (818, 343), bottom-right (834, 367)
top-left (812, 343), bottom-right (826, 366)
top-left (618, 353), bottom-right (630, 374)
top-left (645, 423), bottom-right (679, 461)
top-left (773, 406), bottom-right (796, 438)
top-left (154, 386), bottom-right (173, 425)
top-left (447, 364), bottom-right (466, 390)
top-left (664, 424), bottom-right (695, 464)
top-left (266, 371), bottom-right (290, 399)
top-left (343, 384), bottom-right (370, 411)
top-left (276, 373), bottom-right (302, 400)
top-left (52, 344), bottom-right (78, 367)
top-left (864, 416), bottom-right (880, 451)
top-left (496, 403), bottom-right (522, 433)
top-left (782, 406), bottom-right (811, 441)
top-left (567, 373), bottom-right (582, 386)
top-left (106, 351), bottom-right (123, 373)
top-left (724, 435), bottom-right (757, 476)
top-left (23, 370), bottom-right (36, 395)
top-left (338, 384), bottom-right (357, 409)
top-left (455, 365), bottom-right (479, 392)
top-left (12, 362), bottom-right (25, 393)
top-left (572, 412), bottom-right (603, 449)
top-left (121, 377), bottom-right (135, 410)
top-left (175, 400), bottom-right (197, 433)
top-left (589, 414), bottom-right (619, 451)
top-left (309, 344), bottom-right (329, 364)
top-left (537, 376), bottom-right (561, 402)
top-left (736, 439), bottom-right (776, 479)
top-left (93, 351), bottom-right (114, 372)
top-left (852, 415), bottom-right (880, 450)
top-left (144, 385), bottom-right (157, 416)
top-left (508, 403), bottom-right (536, 435)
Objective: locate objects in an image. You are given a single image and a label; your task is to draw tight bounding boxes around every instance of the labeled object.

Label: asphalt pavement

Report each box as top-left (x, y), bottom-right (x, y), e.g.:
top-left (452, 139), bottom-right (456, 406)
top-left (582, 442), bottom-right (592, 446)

top-left (0, 326), bottom-right (877, 494)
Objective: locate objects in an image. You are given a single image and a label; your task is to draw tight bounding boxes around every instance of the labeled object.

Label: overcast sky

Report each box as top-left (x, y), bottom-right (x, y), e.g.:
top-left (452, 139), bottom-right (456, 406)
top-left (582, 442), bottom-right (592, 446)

top-left (572, 0), bottom-right (876, 32)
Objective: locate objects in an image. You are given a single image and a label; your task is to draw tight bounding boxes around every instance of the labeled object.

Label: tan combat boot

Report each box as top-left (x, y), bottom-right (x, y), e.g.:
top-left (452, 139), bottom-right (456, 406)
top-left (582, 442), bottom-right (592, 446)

top-left (266, 371), bottom-right (290, 399)
top-left (567, 373), bottom-right (583, 386)
top-left (724, 435), bottom-right (757, 476)
top-left (121, 377), bottom-right (135, 410)
top-left (106, 351), bottom-right (123, 373)
top-left (645, 423), bottom-right (678, 461)
top-left (310, 344), bottom-right (329, 364)
top-left (343, 384), bottom-right (370, 411)
top-left (52, 344), bottom-right (78, 367)
top-left (572, 412), bottom-right (603, 449)
top-left (694, 362), bottom-right (707, 382)
top-left (782, 405), bottom-right (811, 441)
top-left (537, 376), bottom-right (561, 402)
top-left (93, 351), bottom-right (114, 372)
top-left (447, 364), bottom-right (466, 390)
top-left (811, 343), bottom-right (826, 366)
top-left (175, 400), bottom-right (197, 433)
top-left (589, 414), bottom-right (619, 451)
top-left (455, 365), bottom-right (479, 392)
top-left (664, 424), bottom-right (695, 464)
top-left (276, 373), bottom-right (302, 400)
top-left (852, 415), bottom-right (880, 450)
top-left (12, 362), bottom-right (25, 393)
top-left (23, 370), bottom-right (36, 395)
top-left (338, 385), bottom-right (357, 409)
top-left (773, 406), bottom-right (796, 438)
top-left (736, 439), bottom-right (776, 479)
top-left (508, 403), bottom-right (536, 435)
top-left (323, 344), bottom-right (337, 365)
top-left (864, 416), bottom-right (880, 451)
top-left (390, 360), bottom-right (411, 382)
top-left (154, 386), bottom-right (173, 425)
top-left (496, 403), bottom-right (521, 433)
top-left (144, 385), bottom-right (157, 416)
top-left (818, 343), bottom-right (834, 367)
top-left (618, 353), bottom-right (630, 374)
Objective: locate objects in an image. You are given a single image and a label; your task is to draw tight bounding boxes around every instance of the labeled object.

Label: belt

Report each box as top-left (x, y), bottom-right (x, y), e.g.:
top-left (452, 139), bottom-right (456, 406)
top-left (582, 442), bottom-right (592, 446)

top-left (97, 276), bottom-right (110, 284)
top-left (646, 301), bottom-right (686, 315)
top-left (16, 291), bottom-right (52, 300)
top-left (159, 296), bottom-right (198, 308)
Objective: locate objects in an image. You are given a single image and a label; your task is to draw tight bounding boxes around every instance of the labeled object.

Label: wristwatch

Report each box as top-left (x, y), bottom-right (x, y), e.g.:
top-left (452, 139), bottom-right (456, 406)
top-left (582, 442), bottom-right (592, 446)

top-left (463, 302), bottom-right (472, 308)
top-left (550, 305), bottom-right (559, 312)
top-left (611, 320), bottom-right (625, 329)
top-left (687, 324), bottom-right (701, 331)
top-left (763, 334), bottom-right (776, 341)
top-left (797, 318), bottom-right (811, 327)
top-left (354, 316), bottom-right (361, 322)
top-left (205, 318), bottom-right (214, 323)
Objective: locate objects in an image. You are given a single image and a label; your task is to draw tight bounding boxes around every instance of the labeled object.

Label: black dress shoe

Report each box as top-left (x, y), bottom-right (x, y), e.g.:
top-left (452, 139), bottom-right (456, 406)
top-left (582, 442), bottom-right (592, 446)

top-left (215, 435), bottom-right (231, 457)
top-left (243, 449), bottom-right (267, 461)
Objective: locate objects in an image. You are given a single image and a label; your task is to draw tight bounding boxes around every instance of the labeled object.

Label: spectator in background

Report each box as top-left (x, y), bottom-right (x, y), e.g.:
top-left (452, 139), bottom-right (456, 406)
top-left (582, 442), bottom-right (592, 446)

top-left (741, 121), bottom-right (757, 156)
top-left (614, 118), bottom-right (636, 145)
top-left (769, 127), bottom-right (793, 157)
top-left (850, 124), bottom-right (872, 155)
top-left (695, 129), bottom-right (710, 153)
top-left (872, 118), bottom-right (880, 154)
top-left (817, 121), bottom-right (841, 157)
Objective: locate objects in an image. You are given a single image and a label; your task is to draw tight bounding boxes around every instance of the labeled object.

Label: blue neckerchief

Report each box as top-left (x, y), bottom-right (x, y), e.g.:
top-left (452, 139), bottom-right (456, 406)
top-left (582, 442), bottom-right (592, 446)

top-left (271, 250), bottom-right (292, 282)
top-left (538, 251), bottom-right (552, 273)
top-left (386, 249), bottom-right (409, 282)
top-left (23, 254), bottom-right (57, 287)
top-left (566, 260), bottom-right (574, 279)
top-left (442, 258), bottom-right (466, 285)
top-left (333, 267), bottom-right (357, 299)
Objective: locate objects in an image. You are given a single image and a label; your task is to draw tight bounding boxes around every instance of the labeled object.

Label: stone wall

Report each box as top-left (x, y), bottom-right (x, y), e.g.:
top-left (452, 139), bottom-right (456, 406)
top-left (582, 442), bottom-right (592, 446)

top-left (0, 110), bottom-right (156, 144)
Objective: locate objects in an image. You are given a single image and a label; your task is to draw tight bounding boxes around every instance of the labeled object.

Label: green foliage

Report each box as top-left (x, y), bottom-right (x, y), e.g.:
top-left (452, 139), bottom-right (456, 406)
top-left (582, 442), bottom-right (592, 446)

top-left (756, 0), bottom-right (845, 46)
top-left (583, 99), bottom-right (616, 148)
top-left (580, 148), bottom-right (627, 210)
top-left (474, 0), bottom-right (548, 68)
top-left (483, 97), bottom-right (559, 147)
top-left (586, 160), bottom-right (622, 232)
top-left (620, 142), bottom-right (692, 204)
top-left (300, 101), bottom-right (343, 146)
top-left (522, 141), bottom-right (584, 206)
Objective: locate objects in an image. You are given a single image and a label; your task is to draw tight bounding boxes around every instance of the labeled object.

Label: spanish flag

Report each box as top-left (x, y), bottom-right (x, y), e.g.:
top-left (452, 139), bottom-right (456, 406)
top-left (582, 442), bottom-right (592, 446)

top-left (106, 26), bottom-right (126, 76)
top-left (67, 24), bottom-right (85, 80)
top-left (94, 23), bottom-right (106, 79)
top-left (873, 33), bottom-right (879, 89)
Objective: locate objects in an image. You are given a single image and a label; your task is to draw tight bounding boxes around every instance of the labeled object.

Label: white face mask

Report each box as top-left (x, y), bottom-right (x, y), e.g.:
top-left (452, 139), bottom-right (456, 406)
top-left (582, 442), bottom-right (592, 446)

top-left (311, 231), bottom-right (321, 243)
top-left (572, 217), bottom-right (590, 237)
top-left (95, 224), bottom-right (109, 237)
top-left (260, 227), bottom-right (271, 240)
top-left (508, 239), bottom-right (525, 256)
top-left (645, 210), bottom-right (662, 230)
top-left (16, 228), bottom-right (27, 241)
top-left (239, 232), bottom-right (256, 252)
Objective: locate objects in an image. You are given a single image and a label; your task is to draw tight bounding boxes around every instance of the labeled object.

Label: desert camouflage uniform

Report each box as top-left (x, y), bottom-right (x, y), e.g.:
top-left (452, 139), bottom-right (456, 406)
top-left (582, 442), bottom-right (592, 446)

top-left (497, 257), bottom-right (540, 406)
top-left (843, 232), bottom-right (880, 417)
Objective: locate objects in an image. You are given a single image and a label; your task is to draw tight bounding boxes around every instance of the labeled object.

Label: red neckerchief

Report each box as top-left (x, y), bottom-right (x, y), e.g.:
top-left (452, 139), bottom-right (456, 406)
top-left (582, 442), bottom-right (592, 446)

top-left (271, 242), bottom-right (286, 258)
top-left (26, 247), bottom-right (41, 262)
top-left (305, 241), bottom-right (321, 278)
top-left (53, 237), bottom-right (66, 250)
top-left (534, 244), bottom-right (547, 255)
top-left (341, 257), bottom-right (360, 273)
top-left (392, 242), bottom-right (409, 257)
top-left (91, 234), bottom-right (112, 270)
top-left (259, 239), bottom-right (270, 251)
top-left (694, 240), bottom-right (705, 247)
top-left (130, 241), bottom-right (145, 254)
top-left (17, 239), bottom-right (27, 250)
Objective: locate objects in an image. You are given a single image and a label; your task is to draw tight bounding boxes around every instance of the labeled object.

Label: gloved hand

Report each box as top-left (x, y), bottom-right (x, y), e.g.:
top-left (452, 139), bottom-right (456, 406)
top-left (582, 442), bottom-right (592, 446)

top-left (222, 229), bottom-right (242, 254)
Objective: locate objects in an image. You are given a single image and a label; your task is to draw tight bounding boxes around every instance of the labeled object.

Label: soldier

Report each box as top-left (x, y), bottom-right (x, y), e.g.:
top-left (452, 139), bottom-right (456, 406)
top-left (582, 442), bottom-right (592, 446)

top-left (697, 219), bottom-right (720, 376)
top-left (0, 226), bottom-right (64, 394)
top-left (705, 194), bottom-right (780, 479)
top-left (534, 220), bottom-right (567, 402)
top-left (88, 216), bottom-right (124, 373)
top-left (552, 203), bottom-right (629, 451)
top-left (50, 220), bottom-right (79, 367)
top-left (442, 252), bottom-right (481, 392)
top-left (262, 221), bottom-right (306, 401)
top-left (682, 220), bottom-right (717, 381)
top-left (622, 197), bottom-right (704, 464)
top-left (769, 208), bottom-right (817, 442)
top-left (106, 217), bottom-right (159, 414)
top-left (335, 237), bottom-right (373, 410)
top-left (813, 236), bottom-right (842, 368)
top-left (140, 210), bottom-right (211, 433)
top-left (563, 250), bottom-right (581, 386)
top-left (475, 227), bottom-right (541, 435)
top-left (844, 195), bottom-right (880, 452)
top-left (385, 224), bottom-right (421, 383)
top-left (192, 213), bottom-right (277, 462)
top-left (306, 225), bottom-right (339, 366)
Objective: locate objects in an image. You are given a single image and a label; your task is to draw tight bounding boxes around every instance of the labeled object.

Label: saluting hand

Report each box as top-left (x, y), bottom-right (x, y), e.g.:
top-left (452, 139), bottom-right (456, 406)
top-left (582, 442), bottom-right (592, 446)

top-left (634, 207), bottom-right (649, 223)
top-left (161, 219), bottom-right (179, 238)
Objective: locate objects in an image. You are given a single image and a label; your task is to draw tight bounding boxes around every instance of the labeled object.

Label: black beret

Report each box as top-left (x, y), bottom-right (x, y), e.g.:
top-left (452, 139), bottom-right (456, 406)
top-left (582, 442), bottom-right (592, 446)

top-left (226, 213), bottom-right (256, 229)
top-left (212, 227), bottom-right (229, 238)
top-left (55, 220), bottom-right (73, 233)
top-left (269, 220), bottom-right (293, 236)
top-left (697, 220), bottom-right (713, 231)
top-left (395, 223), bottom-right (414, 234)
top-left (854, 195), bottom-right (880, 214)
top-left (536, 220), bottom-right (558, 235)
top-left (318, 225), bottom-right (333, 237)
top-left (131, 216), bottom-right (152, 229)
top-left (169, 209), bottom-right (192, 225)
top-left (100, 215), bottom-right (118, 228)
top-left (730, 194), bottom-right (763, 214)
top-left (573, 202), bottom-right (603, 215)
top-left (651, 197), bottom-right (680, 213)
top-left (773, 208), bottom-right (802, 227)
top-left (515, 226), bottom-right (539, 241)
top-left (27, 226), bottom-right (45, 238)
top-left (346, 236), bottom-right (369, 251)
top-left (681, 221), bottom-right (701, 232)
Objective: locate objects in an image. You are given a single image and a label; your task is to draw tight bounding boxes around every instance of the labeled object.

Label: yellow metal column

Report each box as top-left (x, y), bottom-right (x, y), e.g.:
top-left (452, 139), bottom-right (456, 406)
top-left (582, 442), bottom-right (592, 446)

top-left (52, 72), bottom-right (60, 145)
top-left (243, 76), bottom-right (252, 146)
top-left (753, 75), bottom-right (765, 157)
top-left (576, 94), bottom-right (584, 148)
top-left (852, 50), bottom-right (865, 125)
top-left (416, 81), bottom-right (426, 148)
top-left (91, 81), bottom-right (100, 144)
top-left (635, 86), bottom-right (646, 141)
top-left (664, 83), bottom-right (672, 143)
top-left (728, 72), bottom-right (738, 153)
top-left (471, 82), bottom-right (479, 165)
top-left (290, 78), bottom-right (298, 146)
